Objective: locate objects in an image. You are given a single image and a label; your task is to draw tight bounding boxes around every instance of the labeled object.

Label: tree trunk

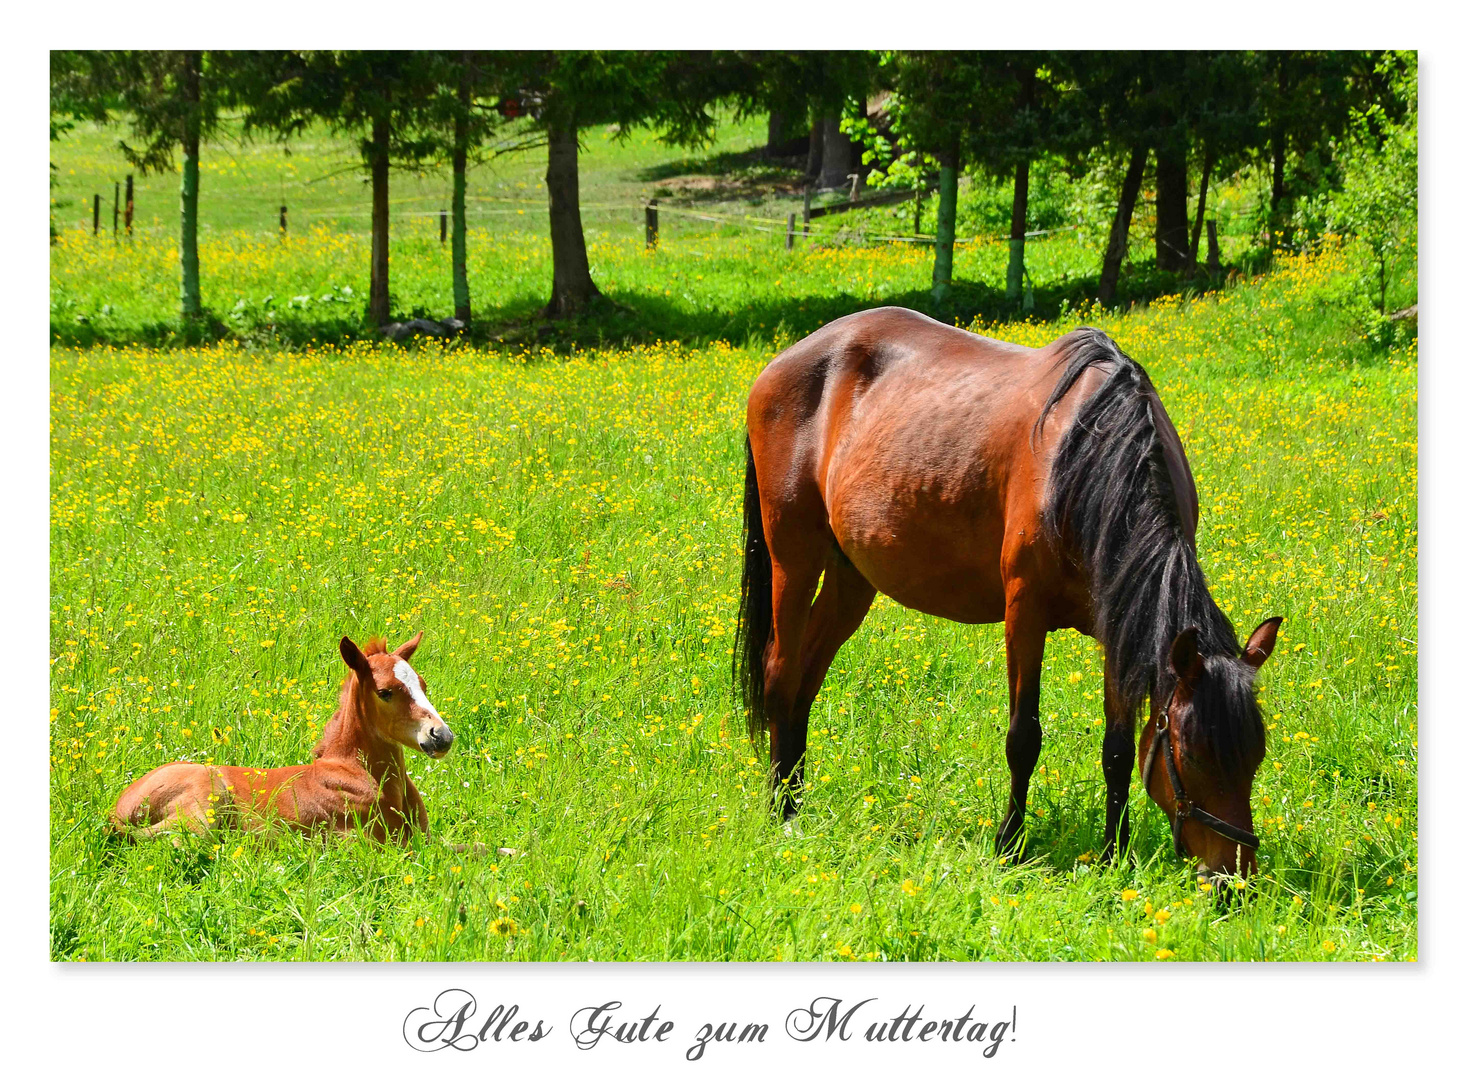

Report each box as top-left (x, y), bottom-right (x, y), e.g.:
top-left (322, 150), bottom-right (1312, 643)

top-left (1270, 134), bottom-right (1286, 253)
top-left (544, 118), bottom-right (600, 318)
top-left (1005, 66), bottom-right (1036, 303)
top-left (1270, 134), bottom-right (1288, 253)
top-left (818, 116), bottom-right (855, 191)
top-left (178, 50), bottom-right (202, 320)
top-left (1269, 55), bottom-right (1291, 255)
top-left (1005, 157), bottom-right (1030, 302)
top-left (451, 73), bottom-right (471, 324)
top-left (805, 119), bottom-right (824, 180)
top-left (1188, 144), bottom-right (1214, 271)
top-left (930, 147), bottom-right (960, 322)
top-left (369, 113), bottom-right (391, 328)
top-left (766, 111), bottom-right (784, 155)
top-left (1098, 145), bottom-right (1147, 306)
top-left (1154, 137), bottom-right (1190, 272)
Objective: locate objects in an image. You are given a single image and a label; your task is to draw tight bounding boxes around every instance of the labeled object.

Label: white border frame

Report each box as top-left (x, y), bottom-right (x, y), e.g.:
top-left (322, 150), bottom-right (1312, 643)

top-left (12, 7), bottom-right (1463, 1074)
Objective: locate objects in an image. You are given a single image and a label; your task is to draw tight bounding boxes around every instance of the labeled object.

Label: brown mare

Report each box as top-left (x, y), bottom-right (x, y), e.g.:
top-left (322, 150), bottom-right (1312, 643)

top-left (734, 308), bottom-right (1281, 879)
top-left (112, 632), bottom-right (454, 844)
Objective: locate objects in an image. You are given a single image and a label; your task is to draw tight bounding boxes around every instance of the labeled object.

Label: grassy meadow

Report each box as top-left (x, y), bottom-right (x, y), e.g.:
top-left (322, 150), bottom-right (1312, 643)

top-left (49, 116), bottom-right (1417, 962)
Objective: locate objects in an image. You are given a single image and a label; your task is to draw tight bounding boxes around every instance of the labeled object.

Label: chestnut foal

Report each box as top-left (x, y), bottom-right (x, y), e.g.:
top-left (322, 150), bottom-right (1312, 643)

top-left (112, 633), bottom-right (454, 844)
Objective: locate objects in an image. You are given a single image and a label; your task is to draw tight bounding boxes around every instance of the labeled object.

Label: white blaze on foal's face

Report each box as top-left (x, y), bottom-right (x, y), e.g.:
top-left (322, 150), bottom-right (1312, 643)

top-left (392, 659), bottom-right (437, 718)
top-left (389, 657), bottom-right (454, 758)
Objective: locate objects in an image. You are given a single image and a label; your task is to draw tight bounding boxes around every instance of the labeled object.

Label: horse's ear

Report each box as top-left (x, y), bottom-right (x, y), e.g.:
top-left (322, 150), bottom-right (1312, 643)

top-left (339, 636), bottom-right (374, 684)
top-left (1169, 627), bottom-right (1204, 684)
top-left (1243, 616), bottom-right (1283, 670)
top-left (394, 630), bottom-right (423, 661)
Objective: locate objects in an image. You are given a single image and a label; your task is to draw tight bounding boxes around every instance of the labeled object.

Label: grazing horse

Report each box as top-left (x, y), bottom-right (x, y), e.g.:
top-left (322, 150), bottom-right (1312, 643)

top-left (734, 308), bottom-right (1281, 879)
top-left (112, 632), bottom-right (454, 844)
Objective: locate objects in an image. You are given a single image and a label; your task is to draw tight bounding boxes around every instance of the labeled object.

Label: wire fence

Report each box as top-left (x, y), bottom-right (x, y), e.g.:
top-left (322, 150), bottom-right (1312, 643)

top-left (257, 195), bottom-right (1092, 249)
top-left (67, 179), bottom-right (1101, 252)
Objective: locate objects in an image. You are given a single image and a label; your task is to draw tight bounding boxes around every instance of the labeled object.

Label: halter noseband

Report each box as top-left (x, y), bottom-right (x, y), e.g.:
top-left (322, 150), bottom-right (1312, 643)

top-left (1141, 683), bottom-right (1261, 858)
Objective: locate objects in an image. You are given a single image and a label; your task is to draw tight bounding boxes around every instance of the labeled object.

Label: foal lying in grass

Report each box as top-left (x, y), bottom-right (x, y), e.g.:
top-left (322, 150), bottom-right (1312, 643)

top-left (112, 632), bottom-right (454, 844)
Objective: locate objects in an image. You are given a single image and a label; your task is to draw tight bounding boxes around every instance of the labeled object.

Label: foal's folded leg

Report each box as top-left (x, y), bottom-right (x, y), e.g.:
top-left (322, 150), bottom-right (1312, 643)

top-left (111, 762), bottom-right (220, 840)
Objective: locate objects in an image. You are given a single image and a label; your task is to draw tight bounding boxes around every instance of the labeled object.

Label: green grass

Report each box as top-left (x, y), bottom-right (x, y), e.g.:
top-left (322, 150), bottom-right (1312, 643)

top-left (49, 239), bottom-right (1417, 961)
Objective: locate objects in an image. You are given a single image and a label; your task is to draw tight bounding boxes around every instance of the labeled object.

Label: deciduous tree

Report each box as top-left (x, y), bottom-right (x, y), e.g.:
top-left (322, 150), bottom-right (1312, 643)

top-left (235, 51), bottom-right (440, 328)
top-left (489, 51), bottom-right (745, 318)
top-left (51, 50), bottom-right (225, 320)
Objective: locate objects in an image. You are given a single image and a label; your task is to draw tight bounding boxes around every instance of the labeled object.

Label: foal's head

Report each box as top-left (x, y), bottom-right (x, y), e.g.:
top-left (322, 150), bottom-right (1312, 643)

top-left (1139, 617), bottom-right (1281, 882)
top-left (339, 632), bottom-right (455, 759)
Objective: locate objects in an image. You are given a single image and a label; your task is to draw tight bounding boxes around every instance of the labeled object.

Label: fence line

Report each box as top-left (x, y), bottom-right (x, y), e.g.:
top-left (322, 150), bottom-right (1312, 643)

top-left (72, 189), bottom-right (1093, 251)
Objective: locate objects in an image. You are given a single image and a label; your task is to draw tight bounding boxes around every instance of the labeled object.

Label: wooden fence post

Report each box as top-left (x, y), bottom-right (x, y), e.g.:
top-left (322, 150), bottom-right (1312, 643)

top-left (112, 182), bottom-right (119, 238)
top-left (124, 174), bottom-right (134, 236)
top-left (280, 205), bottom-right (288, 235)
top-left (786, 212), bottom-right (795, 251)
top-left (913, 192), bottom-right (923, 236)
top-left (93, 194), bottom-right (100, 235)
top-left (1206, 220), bottom-right (1221, 276)
top-left (440, 209), bottom-right (447, 243)
top-left (645, 199), bottom-right (658, 250)
top-left (802, 187), bottom-right (812, 238)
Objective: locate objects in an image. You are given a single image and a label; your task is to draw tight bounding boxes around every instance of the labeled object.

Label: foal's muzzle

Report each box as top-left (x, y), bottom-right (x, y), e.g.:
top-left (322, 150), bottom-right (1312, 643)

top-left (418, 724), bottom-right (455, 758)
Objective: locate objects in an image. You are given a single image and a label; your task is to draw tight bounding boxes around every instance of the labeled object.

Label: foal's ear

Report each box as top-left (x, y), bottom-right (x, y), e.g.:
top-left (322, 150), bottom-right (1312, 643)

top-left (1169, 627), bottom-right (1204, 684)
top-left (394, 630), bottom-right (423, 661)
top-left (1243, 616), bottom-right (1284, 670)
top-left (339, 636), bottom-right (374, 683)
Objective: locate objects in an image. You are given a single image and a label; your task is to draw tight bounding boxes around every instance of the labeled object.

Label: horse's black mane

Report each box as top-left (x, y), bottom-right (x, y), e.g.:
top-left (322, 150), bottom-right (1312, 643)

top-left (1038, 328), bottom-right (1263, 778)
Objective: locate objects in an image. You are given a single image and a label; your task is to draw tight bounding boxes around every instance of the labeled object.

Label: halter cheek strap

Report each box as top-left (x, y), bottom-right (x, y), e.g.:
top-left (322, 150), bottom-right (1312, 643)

top-left (1142, 687), bottom-right (1261, 857)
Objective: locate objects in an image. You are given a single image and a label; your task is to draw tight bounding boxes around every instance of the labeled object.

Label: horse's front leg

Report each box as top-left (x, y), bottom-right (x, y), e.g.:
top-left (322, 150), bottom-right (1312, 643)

top-left (1099, 672), bottom-right (1135, 863)
top-left (996, 602), bottom-right (1046, 857)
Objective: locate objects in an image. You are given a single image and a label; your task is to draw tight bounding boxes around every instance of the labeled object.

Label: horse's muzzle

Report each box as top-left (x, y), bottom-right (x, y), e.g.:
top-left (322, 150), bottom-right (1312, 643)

top-left (418, 724), bottom-right (455, 758)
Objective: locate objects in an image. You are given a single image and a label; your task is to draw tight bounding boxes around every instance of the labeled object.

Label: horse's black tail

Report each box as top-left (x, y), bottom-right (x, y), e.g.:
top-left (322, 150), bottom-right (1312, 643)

top-left (733, 434), bottom-right (772, 741)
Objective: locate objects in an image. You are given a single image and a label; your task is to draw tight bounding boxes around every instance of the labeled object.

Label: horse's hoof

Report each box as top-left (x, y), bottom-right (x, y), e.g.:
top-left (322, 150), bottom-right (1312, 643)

top-left (994, 826), bottom-right (1027, 861)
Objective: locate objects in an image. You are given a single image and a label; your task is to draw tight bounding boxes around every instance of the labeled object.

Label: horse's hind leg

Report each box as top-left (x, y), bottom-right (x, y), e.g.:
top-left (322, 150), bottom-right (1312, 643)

top-left (762, 538), bottom-right (826, 821)
top-left (779, 555), bottom-right (877, 820)
top-left (111, 763), bottom-right (218, 841)
top-left (127, 808), bottom-right (213, 841)
top-left (995, 600), bottom-right (1047, 857)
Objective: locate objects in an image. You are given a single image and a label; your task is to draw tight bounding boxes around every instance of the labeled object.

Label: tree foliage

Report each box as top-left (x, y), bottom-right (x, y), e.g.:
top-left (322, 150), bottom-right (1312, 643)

top-left (51, 50), bottom-right (225, 317)
top-left (51, 50), bottom-right (226, 176)
top-left (1304, 52), bottom-right (1417, 316)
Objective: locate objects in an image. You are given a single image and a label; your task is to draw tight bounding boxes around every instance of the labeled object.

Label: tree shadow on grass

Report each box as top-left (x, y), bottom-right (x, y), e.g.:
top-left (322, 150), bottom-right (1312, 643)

top-left (636, 145), bottom-right (799, 184)
top-left (468, 256), bottom-right (1257, 355)
top-left (49, 250), bottom-right (1271, 355)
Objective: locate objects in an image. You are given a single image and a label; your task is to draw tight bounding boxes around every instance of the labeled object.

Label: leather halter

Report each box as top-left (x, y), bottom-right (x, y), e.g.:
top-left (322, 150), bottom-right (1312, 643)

top-left (1142, 684), bottom-right (1261, 857)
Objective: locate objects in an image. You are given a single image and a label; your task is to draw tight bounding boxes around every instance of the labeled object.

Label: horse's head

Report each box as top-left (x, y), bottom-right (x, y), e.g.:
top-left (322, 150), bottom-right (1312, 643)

top-left (1140, 617), bottom-right (1281, 882)
top-left (339, 632), bottom-right (455, 759)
